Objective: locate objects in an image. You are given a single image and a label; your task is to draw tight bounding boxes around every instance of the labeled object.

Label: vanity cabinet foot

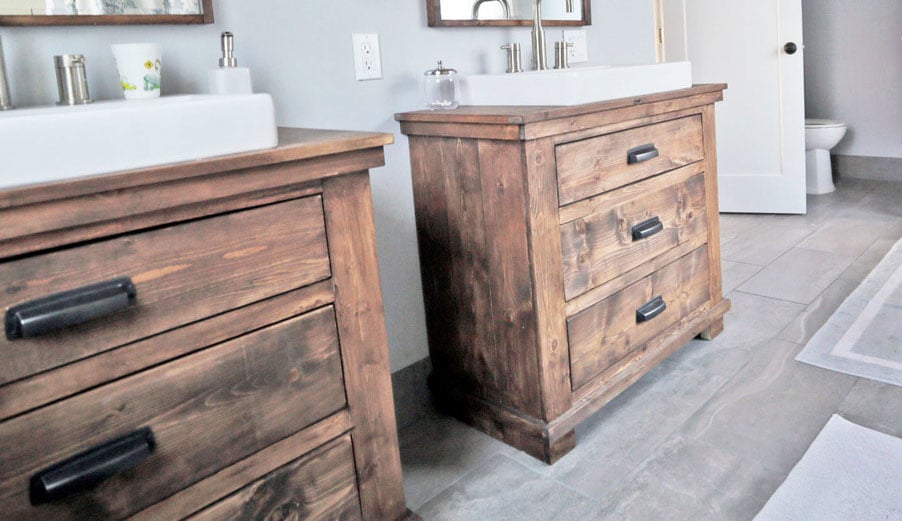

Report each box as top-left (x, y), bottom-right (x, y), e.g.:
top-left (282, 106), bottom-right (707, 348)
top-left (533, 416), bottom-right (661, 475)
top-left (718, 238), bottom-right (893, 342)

top-left (699, 317), bottom-right (725, 341)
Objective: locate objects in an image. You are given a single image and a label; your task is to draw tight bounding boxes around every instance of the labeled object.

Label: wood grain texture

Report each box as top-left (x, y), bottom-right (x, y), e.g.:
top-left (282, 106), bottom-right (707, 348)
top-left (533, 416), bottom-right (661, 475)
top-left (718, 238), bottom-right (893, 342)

top-left (0, 307), bottom-right (346, 520)
top-left (323, 173), bottom-right (408, 521)
top-left (130, 411), bottom-right (353, 521)
top-left (0, 197), bottom-right (330, 386)
top-left (568, 246), bottom-right (711, 390)
top-left (395, 85), bottom-right (726, 125)
top-left (700, 104), bottom-right (726, 319)
top-left (523, 137), bottom-right (573, 421)
top-left (409, 136), bottom-right (498, 402)
top-left (0, 128), bottom-right (410, 519)
top-left (560, 171), bottom-right (708, 300)
top-left (0, 280), bottom-right (334, 420)
top-left (564, 233), bottom-right (708, 317)
top-left (0, 128), bottom-right (390, 210)
top-left (551, 298), bottom-right (732, 439)
top-left (556, 115), bottom-right (704, 205)
top-left (475, 139), bottom-right (543, 415)
top-left (186, 435), bottom-right (362, 521)
top-left (400, 87), bottom-right (728, 463)
top-left (0, 147), bottom-right (387, 260)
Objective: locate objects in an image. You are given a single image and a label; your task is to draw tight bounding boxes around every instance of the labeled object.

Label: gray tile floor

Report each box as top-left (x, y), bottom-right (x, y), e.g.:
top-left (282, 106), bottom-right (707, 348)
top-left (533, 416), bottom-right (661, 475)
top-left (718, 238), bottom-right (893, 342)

top-left (399, 178), bottom-right (902, 521)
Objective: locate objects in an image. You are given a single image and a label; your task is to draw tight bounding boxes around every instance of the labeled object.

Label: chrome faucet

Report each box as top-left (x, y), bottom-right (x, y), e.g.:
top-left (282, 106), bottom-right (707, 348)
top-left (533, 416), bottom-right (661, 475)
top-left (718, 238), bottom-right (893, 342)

top-left (472, 0), bottom-right (511, 20)
top-left (0, 34), bottom-right (13, 110)
top-left (531, 0), bottom-right (575, 71)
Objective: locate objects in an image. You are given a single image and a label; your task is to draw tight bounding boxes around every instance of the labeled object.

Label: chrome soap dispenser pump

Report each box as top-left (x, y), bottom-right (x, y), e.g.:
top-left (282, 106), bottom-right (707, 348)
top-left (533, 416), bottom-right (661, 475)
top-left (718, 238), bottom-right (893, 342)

top-left (208, 31), bottom-right (253, 95)
top-left (423, 60), bottom-right (459, 110)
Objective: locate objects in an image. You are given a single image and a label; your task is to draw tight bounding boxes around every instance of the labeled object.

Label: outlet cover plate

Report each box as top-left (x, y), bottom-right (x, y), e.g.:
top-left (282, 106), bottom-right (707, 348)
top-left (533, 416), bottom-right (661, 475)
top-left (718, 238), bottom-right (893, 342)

top-left (563, 29), bottom-right (588, 63)
top-left (352, 33), bottom-right (383, 80)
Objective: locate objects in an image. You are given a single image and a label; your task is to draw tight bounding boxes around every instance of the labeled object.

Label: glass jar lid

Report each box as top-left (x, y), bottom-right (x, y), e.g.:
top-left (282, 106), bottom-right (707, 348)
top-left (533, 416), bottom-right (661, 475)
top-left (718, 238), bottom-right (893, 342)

top-left (425, 60), bottom-right (457, 76)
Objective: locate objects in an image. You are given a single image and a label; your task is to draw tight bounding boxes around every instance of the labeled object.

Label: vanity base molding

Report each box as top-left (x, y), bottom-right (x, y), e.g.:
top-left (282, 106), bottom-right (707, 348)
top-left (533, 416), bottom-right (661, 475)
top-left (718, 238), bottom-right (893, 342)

top-left (397, 85), bottom-right (730, 464)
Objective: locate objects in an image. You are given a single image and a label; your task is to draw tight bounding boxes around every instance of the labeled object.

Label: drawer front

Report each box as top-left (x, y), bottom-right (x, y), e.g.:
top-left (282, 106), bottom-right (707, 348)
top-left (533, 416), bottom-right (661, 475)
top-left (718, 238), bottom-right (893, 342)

top-left (187, 435), bottom-right (362, 521)
top-left (568, 246), bottom-right (710, 390)
top-left (560, 172), bottom-right (708, 300)
top-left (0, 306), bottom-right (346, 520)
top-left (556, 115), bottom-right (704, 205)
top-left (0, 196), bottom-right (330, 386)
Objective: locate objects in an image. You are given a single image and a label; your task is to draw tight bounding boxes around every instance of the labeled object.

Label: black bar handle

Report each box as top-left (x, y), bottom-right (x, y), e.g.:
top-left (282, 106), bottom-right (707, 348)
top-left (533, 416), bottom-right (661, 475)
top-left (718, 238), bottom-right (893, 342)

top-left (5, 277), bottom-right (137, 340)
top-left (627, 143), bottom-right (660, 164)
top-left (631, 217), bottom-right (664, 241)
top-left (30, 427), bottom-right (156, 505)
top-left (636, 296), bottom-right (667, 324)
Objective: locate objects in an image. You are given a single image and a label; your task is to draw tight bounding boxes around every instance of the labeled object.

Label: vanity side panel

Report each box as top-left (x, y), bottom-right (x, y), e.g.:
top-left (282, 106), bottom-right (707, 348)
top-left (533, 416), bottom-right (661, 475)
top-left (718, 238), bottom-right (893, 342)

top-left (523, 137), bottom-right (573, 421)
top-left (408, 136), bottom-right (500, 402)
top-left (699, 103), bottom-right (727, 339)
top-left (475, 139), bottom-right (543, 416)
top-left (322, 172), bottom-right (407, 521)
top-left (408, 135), bottom-right (543, 417)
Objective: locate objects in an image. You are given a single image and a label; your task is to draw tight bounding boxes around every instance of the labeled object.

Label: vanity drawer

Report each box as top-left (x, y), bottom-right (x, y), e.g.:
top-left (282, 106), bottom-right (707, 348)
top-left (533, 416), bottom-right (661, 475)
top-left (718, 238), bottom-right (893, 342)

top-left (556, 115), bottom-right (704, 205)
top-left (568, 246), bottom-right (710, 390)
top-left (560, 171), bottom-right (708, 300)
top-left (0, 196), bottom-right (331, 386)
top-left (187, 435), bottom-right (362, 521)
top-left (0, 306), bottom-right (346, 520)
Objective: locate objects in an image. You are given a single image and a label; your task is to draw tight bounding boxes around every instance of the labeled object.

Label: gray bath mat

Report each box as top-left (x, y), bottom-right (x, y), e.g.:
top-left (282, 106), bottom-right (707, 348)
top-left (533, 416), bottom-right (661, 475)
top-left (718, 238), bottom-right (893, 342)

top-left (754, 415), bottom-right (902, 521)
top-left (795, 237), bottom-right (902, 387)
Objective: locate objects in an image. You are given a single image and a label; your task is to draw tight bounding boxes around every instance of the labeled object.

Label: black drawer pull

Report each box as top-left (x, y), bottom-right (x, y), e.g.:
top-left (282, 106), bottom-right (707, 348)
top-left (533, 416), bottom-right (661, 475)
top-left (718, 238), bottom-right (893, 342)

top-left (636, 296), bottom-right (666, 323)
top-left (5, 277), bottom-right (137, 340)
top-left (632, 217), bottom-right (664, 241)
top-left (627, 144), bottom-right (660, 164)
top-left (30, 427), bottom-right (156, 505)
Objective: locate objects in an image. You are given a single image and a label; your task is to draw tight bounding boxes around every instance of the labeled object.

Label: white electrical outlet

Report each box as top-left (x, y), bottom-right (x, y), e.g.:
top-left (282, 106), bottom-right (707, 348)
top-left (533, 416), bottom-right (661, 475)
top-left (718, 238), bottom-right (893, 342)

top-left (352, 33), bottom-right (383, 81)
top-left (563, 29), bottom-right (588, 63)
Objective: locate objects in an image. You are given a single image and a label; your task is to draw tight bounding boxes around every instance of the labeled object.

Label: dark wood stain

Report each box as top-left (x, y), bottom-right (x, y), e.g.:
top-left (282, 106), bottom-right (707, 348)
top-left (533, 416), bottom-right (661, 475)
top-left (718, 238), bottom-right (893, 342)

top-left (398, 86), bottom-right (730, 463)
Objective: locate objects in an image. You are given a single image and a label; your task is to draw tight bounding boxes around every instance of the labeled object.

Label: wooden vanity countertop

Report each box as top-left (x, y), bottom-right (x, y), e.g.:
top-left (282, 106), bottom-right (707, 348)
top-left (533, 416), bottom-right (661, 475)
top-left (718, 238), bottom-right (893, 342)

top-left (0, 127), bottom-right (394, 259)
top-left (0, 128), bottom-right (394, 210)
top-left (396, 84), bottom-right (727, 124)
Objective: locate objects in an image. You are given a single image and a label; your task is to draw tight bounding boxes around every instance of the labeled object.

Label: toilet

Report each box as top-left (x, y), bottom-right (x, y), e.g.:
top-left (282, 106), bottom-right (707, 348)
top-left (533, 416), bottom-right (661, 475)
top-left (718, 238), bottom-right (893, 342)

top-left (805, 118), bottom-right (848, 194)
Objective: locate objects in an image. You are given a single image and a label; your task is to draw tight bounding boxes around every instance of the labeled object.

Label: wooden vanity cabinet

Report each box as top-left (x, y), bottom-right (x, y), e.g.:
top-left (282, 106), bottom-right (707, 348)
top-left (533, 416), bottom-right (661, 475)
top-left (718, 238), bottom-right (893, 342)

top-left (396, 85), bottom-right (731, 463)
top-left (0, 129), bottom-right (414, 520)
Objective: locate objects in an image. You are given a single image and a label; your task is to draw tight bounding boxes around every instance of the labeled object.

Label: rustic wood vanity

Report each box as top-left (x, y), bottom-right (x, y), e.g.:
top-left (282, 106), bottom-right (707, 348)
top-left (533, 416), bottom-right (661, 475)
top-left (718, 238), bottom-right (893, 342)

top-left (0, 129), bottom-right (414, 520)
top-left (396, 85), bottom-right (731, 463)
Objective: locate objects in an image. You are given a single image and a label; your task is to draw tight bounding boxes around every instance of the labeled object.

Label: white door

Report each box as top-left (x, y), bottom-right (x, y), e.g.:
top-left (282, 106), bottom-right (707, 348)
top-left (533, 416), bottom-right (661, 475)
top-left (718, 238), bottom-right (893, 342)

top-left (684, 0), bottom-right (806, 214)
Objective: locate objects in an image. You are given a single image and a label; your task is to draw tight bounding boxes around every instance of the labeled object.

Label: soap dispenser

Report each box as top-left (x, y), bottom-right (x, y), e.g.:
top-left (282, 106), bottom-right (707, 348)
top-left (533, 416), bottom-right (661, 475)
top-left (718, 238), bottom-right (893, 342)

top-left (208, 32), bottom-right (253, 95)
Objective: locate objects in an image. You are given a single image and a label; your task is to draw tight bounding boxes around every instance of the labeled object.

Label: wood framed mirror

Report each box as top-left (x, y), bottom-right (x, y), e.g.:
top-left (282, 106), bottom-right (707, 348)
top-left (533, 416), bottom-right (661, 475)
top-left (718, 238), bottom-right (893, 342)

top-left (0, 0), bottom-right (213, 26)
top-left (427, 0), bottom-right (590, 27)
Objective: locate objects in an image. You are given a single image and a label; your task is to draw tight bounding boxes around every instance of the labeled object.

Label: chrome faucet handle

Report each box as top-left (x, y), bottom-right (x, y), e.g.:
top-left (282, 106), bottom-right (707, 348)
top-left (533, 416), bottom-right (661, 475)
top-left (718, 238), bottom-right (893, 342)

top-left (501, 43), bottom-right (523, 74)
top-left (553, 41), bottom-right (573, 70)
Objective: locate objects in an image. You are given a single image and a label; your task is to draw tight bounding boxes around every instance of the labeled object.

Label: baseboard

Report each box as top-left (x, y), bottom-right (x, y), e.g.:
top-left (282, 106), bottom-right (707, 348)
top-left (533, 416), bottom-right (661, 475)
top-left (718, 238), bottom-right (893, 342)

top-left (391, 357), bottom-right (434, 431)
top-left (834, 155), bottom-right (902, 182)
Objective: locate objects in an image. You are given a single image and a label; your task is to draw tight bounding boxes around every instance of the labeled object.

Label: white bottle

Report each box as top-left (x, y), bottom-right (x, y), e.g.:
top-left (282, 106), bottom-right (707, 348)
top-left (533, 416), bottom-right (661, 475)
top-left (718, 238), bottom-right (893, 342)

top-left (208, 32), bottom-right (253, 95)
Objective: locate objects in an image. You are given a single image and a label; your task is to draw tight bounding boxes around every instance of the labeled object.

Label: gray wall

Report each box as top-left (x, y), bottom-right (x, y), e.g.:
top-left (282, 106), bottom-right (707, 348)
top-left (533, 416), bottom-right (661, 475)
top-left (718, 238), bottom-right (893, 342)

top-left (1, 0), bottom-right (656, 371)
top-left (802, 0), bottom-right (901, 159)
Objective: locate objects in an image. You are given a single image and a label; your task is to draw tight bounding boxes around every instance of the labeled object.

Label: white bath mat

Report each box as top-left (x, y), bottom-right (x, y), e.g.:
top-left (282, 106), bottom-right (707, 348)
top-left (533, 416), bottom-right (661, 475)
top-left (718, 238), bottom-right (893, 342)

top-left (753, 415), bottom-right (902, 521)
top-left (795, 237), bottom-right (902, 387)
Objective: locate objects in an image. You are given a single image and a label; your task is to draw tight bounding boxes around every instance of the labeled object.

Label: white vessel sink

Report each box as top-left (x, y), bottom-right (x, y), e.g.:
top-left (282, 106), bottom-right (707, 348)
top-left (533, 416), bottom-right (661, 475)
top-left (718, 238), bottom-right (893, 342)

top-left (459, 61), bottom-right (693, 106)
top-left (0, 94), bottom-right (277, 190)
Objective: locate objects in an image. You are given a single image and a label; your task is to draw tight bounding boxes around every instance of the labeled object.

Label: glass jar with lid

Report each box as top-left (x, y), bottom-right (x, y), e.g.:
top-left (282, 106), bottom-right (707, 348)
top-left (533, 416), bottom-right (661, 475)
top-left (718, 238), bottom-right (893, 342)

top-left (423, 60), bottom-right (459, 110)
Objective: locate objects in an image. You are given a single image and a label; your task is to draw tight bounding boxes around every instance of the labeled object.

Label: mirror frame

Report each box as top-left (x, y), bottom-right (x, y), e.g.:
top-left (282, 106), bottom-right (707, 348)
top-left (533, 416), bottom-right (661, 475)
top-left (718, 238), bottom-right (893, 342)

top-left (0, 0), bottom-right (213, 26)
top-left (427, 0), bottom-right (590, 27)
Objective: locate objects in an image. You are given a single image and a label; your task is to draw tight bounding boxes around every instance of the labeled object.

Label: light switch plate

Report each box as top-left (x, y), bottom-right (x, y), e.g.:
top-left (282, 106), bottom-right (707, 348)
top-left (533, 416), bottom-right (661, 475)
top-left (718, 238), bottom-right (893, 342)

top-left (352, 33), bottom-right (383, 80)
top-left (563, 29), bottom-right (588, 63)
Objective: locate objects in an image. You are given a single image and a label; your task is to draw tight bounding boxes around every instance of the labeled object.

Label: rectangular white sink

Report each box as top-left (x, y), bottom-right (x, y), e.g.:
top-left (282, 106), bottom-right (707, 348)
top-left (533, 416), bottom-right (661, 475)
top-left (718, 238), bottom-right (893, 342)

top-left (0, 94), bottom-right (277, 190)
top-left (459, 61), bottom-right (692, 106)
